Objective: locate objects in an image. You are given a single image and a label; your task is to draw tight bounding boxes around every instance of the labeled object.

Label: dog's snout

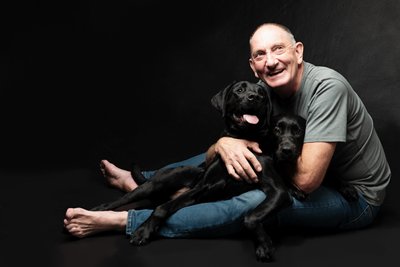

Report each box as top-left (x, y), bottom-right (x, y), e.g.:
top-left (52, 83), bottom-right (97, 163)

top-left (247, 93), bottom-right (258, 101)
top-left (277, 139), bottom-right (297, 161)
top-left (279, 142), bottom-right (295, 155)
top-left (281, 146), bottom-right (292, 155)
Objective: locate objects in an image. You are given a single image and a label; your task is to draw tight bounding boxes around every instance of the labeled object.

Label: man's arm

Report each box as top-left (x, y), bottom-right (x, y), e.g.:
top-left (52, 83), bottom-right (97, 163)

top-left (293, 142), bottom-right (336, 193)
top-left (206, 137), bottom-right (263, 183)
top-left (207, 138), bottom-right (336, 192)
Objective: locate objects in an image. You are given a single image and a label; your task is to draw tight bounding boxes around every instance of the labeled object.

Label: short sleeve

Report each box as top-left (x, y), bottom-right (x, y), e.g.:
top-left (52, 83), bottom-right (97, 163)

top-left (304, 78), bottom-right (348, 143)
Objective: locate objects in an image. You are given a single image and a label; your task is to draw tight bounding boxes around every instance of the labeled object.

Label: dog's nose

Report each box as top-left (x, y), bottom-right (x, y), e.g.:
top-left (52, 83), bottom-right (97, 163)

top-left (281, 147), bottom-right (291, 155)
top-left (247, 94), bottom-right (257, 101)
top-left (280, 143), bottom-right (293, 156)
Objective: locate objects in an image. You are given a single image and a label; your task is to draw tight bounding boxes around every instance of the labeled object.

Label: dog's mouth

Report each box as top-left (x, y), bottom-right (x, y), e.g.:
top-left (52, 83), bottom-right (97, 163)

top-left (233, 114), bottom-right (260, 125)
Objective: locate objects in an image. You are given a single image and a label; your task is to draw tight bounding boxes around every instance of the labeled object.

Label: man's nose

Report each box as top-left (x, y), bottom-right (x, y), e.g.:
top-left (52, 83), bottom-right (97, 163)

top-left (265, 53), bottom-right (278, 67)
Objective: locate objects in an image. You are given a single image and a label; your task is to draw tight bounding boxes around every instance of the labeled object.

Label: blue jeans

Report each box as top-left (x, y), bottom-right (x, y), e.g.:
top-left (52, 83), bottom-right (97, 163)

top-left (125, 153), bottom-right (381, 237)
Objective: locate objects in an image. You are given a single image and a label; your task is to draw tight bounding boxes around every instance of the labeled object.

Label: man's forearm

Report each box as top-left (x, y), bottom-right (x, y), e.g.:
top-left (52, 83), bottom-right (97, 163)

top-left (292, 142), bottom-right (336, 193)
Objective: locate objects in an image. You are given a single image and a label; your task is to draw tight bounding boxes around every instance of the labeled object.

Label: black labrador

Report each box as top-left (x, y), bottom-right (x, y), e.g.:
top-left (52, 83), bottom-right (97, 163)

top-left (91, 81), bottom-right (306, 262)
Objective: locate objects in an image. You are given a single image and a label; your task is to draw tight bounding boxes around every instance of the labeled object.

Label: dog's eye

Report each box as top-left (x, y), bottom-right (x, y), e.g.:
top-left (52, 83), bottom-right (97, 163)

top-left (273, 127), bottom-right (281, 135)
top-left (236, 88), bottom-right (244, 93)
top-left (292, 126), bottom-right (302, 136)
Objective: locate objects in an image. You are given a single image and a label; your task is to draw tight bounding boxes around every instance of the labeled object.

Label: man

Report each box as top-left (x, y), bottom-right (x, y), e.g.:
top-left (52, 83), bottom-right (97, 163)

top-left (206, 22), bottom-right (391, 229)
top-left (64, 23), bottom-right (390, 238)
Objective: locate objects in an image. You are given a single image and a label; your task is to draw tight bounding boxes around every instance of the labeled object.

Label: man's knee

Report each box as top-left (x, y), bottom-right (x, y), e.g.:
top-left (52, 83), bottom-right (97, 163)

top-left (235, 189), bottom-right (267, 210)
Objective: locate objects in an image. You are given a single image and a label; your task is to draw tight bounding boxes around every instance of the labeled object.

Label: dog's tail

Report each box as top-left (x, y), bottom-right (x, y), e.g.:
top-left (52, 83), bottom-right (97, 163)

top-left (130, 163), bottom-right (148, 185)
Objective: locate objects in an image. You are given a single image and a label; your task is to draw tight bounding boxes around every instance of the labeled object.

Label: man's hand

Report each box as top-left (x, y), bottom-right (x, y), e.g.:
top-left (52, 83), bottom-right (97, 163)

top-left (214, 137), bottom-right (263, 183)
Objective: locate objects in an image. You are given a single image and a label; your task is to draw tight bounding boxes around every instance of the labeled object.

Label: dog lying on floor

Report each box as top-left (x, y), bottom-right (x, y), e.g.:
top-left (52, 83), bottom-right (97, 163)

top-left (91, 80), bottom-right (307, 262)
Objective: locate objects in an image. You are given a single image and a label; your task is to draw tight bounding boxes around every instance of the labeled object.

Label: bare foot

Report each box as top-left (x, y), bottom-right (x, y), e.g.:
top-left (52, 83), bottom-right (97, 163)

top-left (100, 159), bottom-right (138, 192)
top-left (64, 208), bottom-right (128, 238)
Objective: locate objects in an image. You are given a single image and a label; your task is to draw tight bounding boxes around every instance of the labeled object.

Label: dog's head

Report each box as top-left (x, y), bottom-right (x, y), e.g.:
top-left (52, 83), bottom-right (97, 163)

top-left (211, 80), bottom-right (271, 139)
top-left (271, 114), bottom-right (306, 163)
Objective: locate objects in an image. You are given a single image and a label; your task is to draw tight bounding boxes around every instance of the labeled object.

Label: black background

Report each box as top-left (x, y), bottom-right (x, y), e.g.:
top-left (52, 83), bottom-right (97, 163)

top-left (1, 1), bottom-right (399, 267)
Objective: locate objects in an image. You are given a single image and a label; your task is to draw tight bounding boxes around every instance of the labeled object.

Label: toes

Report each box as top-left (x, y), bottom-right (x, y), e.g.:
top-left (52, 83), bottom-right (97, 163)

top-left (65, 208), bottom-right (75, 220)
top-left (100, 160), bottom-right (107, 175)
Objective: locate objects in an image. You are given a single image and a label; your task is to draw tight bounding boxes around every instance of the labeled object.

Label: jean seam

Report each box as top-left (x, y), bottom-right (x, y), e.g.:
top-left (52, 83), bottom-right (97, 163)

top-left (340, 203), bottom-right (371, 229)
top-left (126, 210), bottom-right (135, 235)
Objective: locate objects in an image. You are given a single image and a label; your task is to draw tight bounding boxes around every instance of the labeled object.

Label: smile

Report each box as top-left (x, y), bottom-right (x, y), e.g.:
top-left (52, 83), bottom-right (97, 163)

top-left (267, 69), bottom-right (284, 77)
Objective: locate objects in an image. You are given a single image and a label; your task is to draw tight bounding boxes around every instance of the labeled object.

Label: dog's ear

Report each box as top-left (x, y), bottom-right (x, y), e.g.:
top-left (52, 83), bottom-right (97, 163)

top-left (211, 80), bottom-right (236, 117)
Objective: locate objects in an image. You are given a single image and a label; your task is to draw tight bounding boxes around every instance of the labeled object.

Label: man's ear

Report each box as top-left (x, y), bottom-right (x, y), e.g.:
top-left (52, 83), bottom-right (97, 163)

top-left (210, 80), bottom-right (236, 117)
top-left (295, 42), bottom-right (304, 64)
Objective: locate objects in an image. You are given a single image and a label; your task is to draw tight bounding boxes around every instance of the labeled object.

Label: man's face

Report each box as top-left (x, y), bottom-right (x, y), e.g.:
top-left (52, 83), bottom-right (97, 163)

top-left (249, 25), bottom-right (304, 95)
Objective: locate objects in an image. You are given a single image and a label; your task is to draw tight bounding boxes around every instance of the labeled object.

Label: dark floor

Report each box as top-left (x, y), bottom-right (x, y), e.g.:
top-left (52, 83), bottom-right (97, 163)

top-left (1, 163), bottom-right (399, 267)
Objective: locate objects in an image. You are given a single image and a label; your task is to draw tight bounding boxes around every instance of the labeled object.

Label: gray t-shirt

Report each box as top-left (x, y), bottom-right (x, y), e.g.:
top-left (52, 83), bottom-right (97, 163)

top-left (259, 61), bottom-right (391, 206)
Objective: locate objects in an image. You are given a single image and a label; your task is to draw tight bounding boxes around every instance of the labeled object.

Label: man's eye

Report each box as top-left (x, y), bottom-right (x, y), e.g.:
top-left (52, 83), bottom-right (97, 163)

top-left (253, 52), bottom-right (265, 61)
top-left (272, 45), bottom-right (286, 55)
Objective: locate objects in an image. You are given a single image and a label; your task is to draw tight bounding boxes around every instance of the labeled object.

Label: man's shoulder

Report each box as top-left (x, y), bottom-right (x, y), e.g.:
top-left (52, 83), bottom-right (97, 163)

top-left (304, 61), bottom-right (347, 83)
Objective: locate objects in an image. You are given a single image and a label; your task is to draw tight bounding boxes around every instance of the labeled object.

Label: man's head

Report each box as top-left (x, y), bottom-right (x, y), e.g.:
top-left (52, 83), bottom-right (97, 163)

top-left (249, 23), bottom-right (304, 97)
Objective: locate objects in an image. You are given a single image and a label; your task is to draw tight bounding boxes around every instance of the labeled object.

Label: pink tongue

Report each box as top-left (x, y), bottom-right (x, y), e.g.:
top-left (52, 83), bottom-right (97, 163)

top-left (243, 114), bottom-right (259, 124)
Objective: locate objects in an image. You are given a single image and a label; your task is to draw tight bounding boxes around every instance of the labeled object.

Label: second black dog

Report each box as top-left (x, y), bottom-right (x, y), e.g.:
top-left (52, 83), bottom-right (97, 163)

top-left (91, 81), bottom-right (306, 262)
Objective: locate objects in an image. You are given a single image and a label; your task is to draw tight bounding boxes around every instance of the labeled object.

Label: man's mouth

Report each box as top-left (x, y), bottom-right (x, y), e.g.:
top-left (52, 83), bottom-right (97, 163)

top-left (267, 69), bottom-right (284, 77)
top-left (233, 114), bottom-right (260, 125)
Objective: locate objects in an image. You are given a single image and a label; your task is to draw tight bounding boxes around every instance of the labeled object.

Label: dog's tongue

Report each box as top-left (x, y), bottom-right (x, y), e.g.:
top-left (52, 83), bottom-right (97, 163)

top-left (243, 114), bottom-right (259, 124)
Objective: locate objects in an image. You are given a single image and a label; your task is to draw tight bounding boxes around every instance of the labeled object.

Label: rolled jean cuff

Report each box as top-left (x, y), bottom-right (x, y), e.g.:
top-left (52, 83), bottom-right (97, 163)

top-left (126, 209), bottom-right (152, 236)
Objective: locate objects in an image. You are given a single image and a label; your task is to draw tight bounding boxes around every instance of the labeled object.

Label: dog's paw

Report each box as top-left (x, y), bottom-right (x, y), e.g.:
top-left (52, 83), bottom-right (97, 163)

top-left (129, 226), bottom-right (152, 246)
top-left (255, 243), bottom-right (275, 262)
top-left (339, 184), bottom-right (359, 201)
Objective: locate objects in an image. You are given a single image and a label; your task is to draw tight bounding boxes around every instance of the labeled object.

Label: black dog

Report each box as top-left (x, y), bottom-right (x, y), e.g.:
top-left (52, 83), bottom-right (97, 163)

top-left (91, 81), bottom-right (306, 262)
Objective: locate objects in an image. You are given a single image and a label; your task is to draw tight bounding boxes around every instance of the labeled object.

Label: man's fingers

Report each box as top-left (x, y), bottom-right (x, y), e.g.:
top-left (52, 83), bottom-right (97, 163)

top-left (226, 162), bottom-right (254, 184)
top-left (247, 141), bottom-right (262, 154)
top-left (233, 161), bottom-right (256, 183)
top-left (225, 151), bottom-right (261, 183)
top-left (216, 137), bottom-right (262, 183)
top-left (233, 158), bottom-right (259, 183)
top-left (245, 151), bottom-right (262, 173)
top-left (226, 164), bottom-right (241, 180)
top-left (242, 163), bottom-right (259, 183)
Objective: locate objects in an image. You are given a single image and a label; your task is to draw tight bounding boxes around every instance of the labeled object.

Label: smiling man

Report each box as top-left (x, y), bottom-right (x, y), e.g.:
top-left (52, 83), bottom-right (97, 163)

top-left (212, 23), bottom-right (391, 230)
top-left (64, 23), bottom-right (390, 245)
top-left (250, 24), bottom-right (303, 97)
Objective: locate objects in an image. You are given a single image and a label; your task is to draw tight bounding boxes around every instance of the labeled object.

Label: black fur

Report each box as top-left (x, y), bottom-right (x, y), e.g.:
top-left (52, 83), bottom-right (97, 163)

top-left (91, 81), bottom-right (306, 262)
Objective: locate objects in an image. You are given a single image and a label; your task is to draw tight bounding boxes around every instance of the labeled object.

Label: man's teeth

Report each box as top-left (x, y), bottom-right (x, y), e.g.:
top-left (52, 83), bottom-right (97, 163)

top-left (269, 69), bottom-right (283, 76)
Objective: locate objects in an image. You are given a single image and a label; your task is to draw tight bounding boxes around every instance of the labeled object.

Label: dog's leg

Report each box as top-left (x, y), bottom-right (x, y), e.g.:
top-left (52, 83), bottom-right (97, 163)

top-left (243, 191), bottom-right (290, 262)
top-left (244, 171), bottom-right (292, 261)
top-left (130, 162), bottom-right (148, 185)
top-left (244, 194), bottom-right (289, 262)
top-left (130, 185), bottom-right (208, 245)
top-left (91, 166), bottom-right (203, 211)
top-left (90, 181), bottom-right (162, 211)
top-left (252, 223), bottom-right (275, 262)
top-left (130, 179), bottom-right (227, 245)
